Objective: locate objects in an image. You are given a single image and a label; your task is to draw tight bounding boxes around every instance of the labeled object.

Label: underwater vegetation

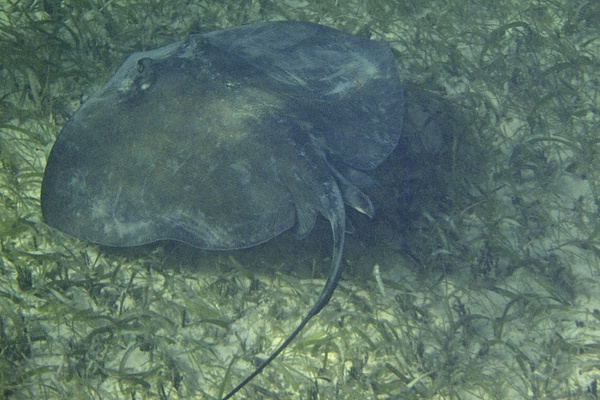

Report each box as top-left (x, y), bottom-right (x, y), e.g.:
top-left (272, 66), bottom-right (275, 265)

top-left (1, 0), bottom-right (599, 399)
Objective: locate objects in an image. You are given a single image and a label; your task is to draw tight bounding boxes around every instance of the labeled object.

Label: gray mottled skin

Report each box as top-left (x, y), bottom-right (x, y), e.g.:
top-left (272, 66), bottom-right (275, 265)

top-left (41, 21), bottom-right (403, 399)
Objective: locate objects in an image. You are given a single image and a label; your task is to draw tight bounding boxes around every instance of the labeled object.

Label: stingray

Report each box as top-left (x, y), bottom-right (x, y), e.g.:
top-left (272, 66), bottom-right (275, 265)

top-left (41, 21), bottom-right (404, 398)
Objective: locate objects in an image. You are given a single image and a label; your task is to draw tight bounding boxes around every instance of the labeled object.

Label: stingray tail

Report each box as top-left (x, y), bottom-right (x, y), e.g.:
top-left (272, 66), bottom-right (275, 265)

top-left (221, 207), bottom-right (346, 399)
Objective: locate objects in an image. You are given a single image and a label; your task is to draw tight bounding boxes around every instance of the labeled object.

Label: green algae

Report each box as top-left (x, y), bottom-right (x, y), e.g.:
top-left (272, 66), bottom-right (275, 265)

top-left (1, 0), bottom-right (599, 398)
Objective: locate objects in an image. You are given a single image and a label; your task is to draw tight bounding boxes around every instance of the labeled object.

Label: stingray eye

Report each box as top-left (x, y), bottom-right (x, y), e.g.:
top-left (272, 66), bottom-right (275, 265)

top-left (135, 58), bottom-right (155, 91)
top-left (136, 58), bottom-right (151, 73)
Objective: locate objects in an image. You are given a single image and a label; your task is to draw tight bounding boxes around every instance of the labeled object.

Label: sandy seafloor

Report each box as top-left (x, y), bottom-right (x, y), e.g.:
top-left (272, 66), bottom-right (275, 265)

top-left (1, 0), bottom-right (599, 398)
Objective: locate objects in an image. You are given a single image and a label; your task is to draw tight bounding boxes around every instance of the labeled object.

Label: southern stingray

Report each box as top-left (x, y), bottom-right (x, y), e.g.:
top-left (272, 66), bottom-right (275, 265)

top-left (41, 21), bottom-right (404, 398)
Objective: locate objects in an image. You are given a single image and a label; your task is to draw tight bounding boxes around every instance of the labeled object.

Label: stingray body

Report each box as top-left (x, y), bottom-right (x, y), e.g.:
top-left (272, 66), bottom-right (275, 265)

top-left (41, 21), bottom-right (403, 398)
